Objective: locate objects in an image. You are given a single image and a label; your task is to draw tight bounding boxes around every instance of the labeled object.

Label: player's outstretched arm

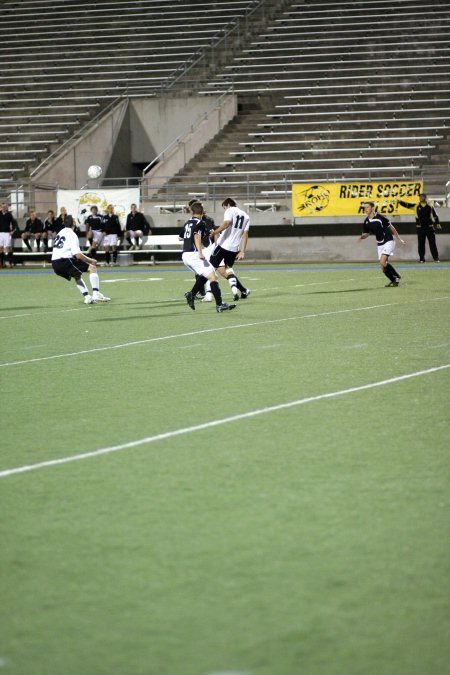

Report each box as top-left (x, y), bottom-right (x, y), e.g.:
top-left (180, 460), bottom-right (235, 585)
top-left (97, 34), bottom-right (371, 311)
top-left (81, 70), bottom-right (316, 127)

top-left (389, 224), bottom-right (406, 245)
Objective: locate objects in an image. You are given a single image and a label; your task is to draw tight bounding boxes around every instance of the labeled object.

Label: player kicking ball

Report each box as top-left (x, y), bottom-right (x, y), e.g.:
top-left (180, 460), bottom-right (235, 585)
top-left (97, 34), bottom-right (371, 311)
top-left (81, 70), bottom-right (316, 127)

top-left (51, 220), bottom-right (110, 304)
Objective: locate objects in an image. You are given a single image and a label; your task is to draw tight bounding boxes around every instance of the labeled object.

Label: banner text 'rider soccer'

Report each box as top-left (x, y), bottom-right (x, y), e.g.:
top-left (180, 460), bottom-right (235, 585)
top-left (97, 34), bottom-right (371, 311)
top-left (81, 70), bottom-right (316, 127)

top-left (292, 182), bottom-right (423, 217)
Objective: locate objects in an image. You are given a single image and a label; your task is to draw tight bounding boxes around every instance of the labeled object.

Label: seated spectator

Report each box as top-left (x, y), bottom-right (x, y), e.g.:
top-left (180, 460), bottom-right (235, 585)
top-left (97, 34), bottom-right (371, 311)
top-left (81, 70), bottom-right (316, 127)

top-left (22, 210), bottom-right (45, 252)
top-left (55, 206), bottom-right (74, 233)
top-left (124, 203), bottom-right (151, 250)
top-left (43, 209), bottom-right (57, 251)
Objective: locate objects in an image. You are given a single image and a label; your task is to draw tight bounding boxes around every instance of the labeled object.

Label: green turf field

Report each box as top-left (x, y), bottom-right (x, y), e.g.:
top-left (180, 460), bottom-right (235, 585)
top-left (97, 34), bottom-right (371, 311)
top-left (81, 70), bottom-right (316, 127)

top-left (1, 263), bottom-right (449, 675)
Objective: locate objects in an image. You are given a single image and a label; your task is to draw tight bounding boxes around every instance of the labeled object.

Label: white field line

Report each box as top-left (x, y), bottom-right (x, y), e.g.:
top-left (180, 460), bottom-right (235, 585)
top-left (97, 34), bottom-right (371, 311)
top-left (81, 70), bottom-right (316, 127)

top-left (1, 296), bottom-right (449, 369)
top-left (1, 363), bottom-right (448, 479)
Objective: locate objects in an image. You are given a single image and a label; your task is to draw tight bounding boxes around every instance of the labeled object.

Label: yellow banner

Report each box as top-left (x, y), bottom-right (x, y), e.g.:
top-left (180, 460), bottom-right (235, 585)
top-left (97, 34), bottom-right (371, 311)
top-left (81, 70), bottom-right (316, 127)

top-left (292, 182), bottom-right (423, 217)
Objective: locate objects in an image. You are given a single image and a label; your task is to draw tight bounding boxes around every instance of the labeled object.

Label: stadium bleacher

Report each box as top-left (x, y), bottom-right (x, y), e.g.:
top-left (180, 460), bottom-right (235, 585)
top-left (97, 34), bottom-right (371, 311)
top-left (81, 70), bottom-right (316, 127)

top-left (0, 0), bottom-right (449, 203)
top-left (0, 0), bottom-right (264, 181)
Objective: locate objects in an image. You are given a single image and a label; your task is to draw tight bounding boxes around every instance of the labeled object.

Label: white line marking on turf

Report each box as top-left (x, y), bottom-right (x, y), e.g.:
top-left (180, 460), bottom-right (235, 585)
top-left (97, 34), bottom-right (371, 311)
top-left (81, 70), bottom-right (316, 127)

top-left (0, 363), bottom-right (448, 479)
top-left (0, 307), bottom-right (82, 320)
top-left (1, 297), bottom-right (449, 369)
top-left (102, 278), bottom-right (163, 283)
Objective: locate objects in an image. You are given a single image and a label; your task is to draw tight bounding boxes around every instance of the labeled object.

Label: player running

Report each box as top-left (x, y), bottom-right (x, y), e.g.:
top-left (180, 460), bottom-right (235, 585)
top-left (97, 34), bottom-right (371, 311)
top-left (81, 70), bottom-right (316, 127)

top-left (51, 219), bottom-right (110, 304)
top-left (209, 198), bottom-right (251, 300)
top-left (180, 202), bottom-right (235, 313)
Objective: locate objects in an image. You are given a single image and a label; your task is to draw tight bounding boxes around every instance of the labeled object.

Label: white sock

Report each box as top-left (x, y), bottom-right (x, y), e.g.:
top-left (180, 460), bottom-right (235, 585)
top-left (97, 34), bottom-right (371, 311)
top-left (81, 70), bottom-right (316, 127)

top-left (89, 272), bottom-right (100, 293)
top-left (205, 281), bottom-right (211, 292)
top-left (76, 278), bottom-right (89, 295)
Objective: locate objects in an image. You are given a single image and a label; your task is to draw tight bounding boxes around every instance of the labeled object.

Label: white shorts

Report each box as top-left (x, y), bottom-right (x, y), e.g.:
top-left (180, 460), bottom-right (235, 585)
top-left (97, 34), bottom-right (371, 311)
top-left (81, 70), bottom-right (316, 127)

top-left (182, 251), bottom-right (215, 278)
top-left (203, 242), bottom-right (216, 262)
top-left (91, 229), bottom-right (104, 245)
top-left (0, 232), bottom-right (12, 248)
top-left (104, 234), bottom-right (118, 247)
top-left (377, 240), bottom-right (395, 259)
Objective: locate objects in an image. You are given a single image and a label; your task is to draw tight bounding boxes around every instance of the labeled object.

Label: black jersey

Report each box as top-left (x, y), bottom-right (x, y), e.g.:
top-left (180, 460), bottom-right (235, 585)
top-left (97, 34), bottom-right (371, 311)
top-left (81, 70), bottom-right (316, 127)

top-left (55, 214), bottom-right (73, 233)
top-left (363, 212), bottom-right (393, 245)
top-left (44, 217), bottom-right (56, 233)
top-left (25, 217), bottom-right (44, 234)
top-left (102, 214), bottom-right (122, 235)
top-left (416, 203), bottom-right (439, 228)
top-left (126, 211), bottom-right (150, 234)
top-left (181, 217), bottom-right (205, 253)
top-left (201, 213), bottom-right (216, 247)
top-left (0, 210), bottom-right (15, 233)
top-left (85, 214), bottom-right (103, 231)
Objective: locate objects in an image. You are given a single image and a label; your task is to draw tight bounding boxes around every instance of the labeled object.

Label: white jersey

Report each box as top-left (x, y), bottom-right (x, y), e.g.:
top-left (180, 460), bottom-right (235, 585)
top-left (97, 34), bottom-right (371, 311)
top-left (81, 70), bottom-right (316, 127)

top-left (51, 227), bottom-right (81, 261)
top-left (217, 206), bottom-right (250, 252)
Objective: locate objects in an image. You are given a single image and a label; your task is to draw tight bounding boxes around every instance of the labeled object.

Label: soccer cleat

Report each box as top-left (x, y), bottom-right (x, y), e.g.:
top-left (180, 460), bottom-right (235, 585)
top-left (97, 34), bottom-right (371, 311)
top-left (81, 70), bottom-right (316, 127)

top-left (240, 288), bottom-right (251, 299)
top-left (385, 280), bottom-right (399, 287)
top-left (84, 294), bottom-right (94, 304)
top-left (92, 291), bottom-right (110, 302)
top-left (231, 287), bottom-right (240, 301)
top-left (201, 292), bottom-right (213, 302)
top-left (185, 291), bottom-right (195, 310)
top-left (216, 302), bottom-right (236, 313)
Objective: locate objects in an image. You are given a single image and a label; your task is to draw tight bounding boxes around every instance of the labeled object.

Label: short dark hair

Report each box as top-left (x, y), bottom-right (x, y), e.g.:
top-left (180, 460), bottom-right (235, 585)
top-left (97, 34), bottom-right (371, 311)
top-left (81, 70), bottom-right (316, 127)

top-left (222, 198), bottom-right (236, 207)
top-left (364, 201), bottom-right (375, 207)
top-left (190, 201), bottom-right (204, 215)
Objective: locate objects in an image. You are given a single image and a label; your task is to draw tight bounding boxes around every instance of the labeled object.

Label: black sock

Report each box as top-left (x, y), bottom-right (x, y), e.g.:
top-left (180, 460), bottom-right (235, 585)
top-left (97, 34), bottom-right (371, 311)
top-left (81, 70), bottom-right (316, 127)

top-left (383, 266), bottom-right (396, 282)
top-left (191, 275), bottom-right (206, 297)
top-left (91, 248), bottom-right (97, 260)
top-left (210, 280), bottom-right (222, 305)
top-left (386, 262), bottom-right (400, 279)
top-left (7, 251), bottom-right (13, 265)
top-left (228, 273), bottom-right (246, 293)
top-left (0, 252), bottom-right (4, 266)
top-left (126, 236), bottom-right (132, 246)
top-left (24, 238), bottom-right (32, 251)
top-left (113, 250), bottom-right (118, 262)
top-left (36, 240), bottom-right (41, 251)
top-left (105, 251), bottom-right (110, 264)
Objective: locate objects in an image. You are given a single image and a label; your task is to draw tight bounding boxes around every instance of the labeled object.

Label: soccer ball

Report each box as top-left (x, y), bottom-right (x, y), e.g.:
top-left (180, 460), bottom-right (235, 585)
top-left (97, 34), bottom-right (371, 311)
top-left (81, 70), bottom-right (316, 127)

top-left (87, 165), bottom-right (102, 180)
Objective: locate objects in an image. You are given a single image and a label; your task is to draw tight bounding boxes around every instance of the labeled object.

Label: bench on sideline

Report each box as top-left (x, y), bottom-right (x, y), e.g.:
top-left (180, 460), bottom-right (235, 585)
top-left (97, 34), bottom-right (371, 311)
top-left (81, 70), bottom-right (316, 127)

top-left (9, 235), bottom-right (183, 266)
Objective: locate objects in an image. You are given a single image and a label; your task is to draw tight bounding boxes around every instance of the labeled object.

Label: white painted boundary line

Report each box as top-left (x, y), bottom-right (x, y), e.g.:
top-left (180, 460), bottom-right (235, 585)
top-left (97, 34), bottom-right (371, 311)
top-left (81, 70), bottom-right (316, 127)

top-left (0, 363), bottom-right (448, 479)
top-left (1, 296), bottom-right (449, 369)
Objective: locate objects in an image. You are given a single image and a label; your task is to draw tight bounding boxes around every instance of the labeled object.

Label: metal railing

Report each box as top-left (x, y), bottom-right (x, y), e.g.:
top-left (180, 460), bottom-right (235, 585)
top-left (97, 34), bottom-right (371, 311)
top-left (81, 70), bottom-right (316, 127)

top-left (2, 167), bottom-right (449, 218)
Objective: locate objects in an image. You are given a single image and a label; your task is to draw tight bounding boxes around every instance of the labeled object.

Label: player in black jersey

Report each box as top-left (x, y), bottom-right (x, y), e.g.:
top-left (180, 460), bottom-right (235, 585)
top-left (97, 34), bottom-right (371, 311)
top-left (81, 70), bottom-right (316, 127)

top-left (359, 202), bottom-right (406, 286)
top-left (187, 198), bottom-right (248, 303)
top-left (85, 205), bottom-right (104, 260)
top-left (180, 202), bottom-right (235, 313)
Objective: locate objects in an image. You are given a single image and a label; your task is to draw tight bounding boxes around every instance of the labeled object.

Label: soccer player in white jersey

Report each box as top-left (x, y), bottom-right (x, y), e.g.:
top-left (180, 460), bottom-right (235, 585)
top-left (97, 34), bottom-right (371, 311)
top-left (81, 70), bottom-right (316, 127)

top-left (209, 198), bottom-right (251, 300)
top-left (180, 202), bottom-right (235, 313)
top-left (51, 221), bottom-right (110, 304)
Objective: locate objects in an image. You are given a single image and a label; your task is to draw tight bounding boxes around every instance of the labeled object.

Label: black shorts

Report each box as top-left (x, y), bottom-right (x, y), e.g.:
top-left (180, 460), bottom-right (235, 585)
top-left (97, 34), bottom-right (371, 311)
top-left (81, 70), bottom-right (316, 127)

top-left (209, 245), bottom-right (237, 269)
top-left (52, 257), bottom-right (89, 281)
